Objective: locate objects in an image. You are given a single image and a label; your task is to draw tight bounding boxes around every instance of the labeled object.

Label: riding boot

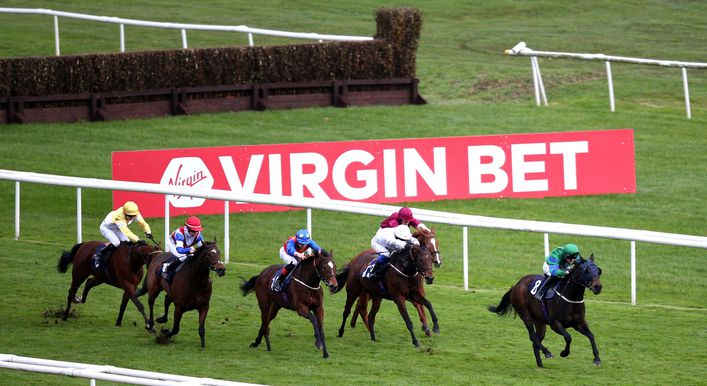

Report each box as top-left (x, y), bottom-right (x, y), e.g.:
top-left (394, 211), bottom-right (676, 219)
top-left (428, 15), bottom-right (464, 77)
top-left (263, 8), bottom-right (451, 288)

top-left (93, 243), bottom-right (116, 279)
top-left (534, 275), bottom-right (554, 301)
top-left (162, 257), bottom-right (180, 280)
top-left (369, 260), bottom-right (388, 279)
top-left (272, 263), bottom-right (294, 292)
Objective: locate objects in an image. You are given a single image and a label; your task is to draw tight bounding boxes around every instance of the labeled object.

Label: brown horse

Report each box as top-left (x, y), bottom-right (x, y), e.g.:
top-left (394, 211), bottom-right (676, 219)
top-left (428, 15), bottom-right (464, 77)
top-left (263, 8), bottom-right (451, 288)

top-left (240, 249), bottom-right (338, 359)
top-left (142, 240), bottom-right (225, 347)
top-left (350, 228), bottom-right (442, 336)
top-left (57, 240), bottom-right (161, 329)
top-left (336, 243), bottom-right (436, 348)
top-left (488, 254), bottom-right (603, 367)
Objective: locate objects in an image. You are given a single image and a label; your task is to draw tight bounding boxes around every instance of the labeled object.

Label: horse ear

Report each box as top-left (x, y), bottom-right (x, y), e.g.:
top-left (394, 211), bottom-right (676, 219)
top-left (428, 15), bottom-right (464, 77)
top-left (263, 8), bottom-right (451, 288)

top-left (589, 253), bottom-right (595, 261)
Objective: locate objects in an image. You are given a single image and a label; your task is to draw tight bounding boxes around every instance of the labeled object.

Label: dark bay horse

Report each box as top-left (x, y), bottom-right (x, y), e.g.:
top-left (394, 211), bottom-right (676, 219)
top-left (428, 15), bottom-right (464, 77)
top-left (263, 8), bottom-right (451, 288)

top-left (142, 240), bottom-right (225, 347)
top-left (350, 228), bottom-right (442, 336)
top-left (240, 249), bottom-right (338, 359)
top-left (57, 240), bottom-right (161, 329)
top-left (488, 254), bottom-right (603, 367)
top-left (336, 244), bottom-right (436, 348)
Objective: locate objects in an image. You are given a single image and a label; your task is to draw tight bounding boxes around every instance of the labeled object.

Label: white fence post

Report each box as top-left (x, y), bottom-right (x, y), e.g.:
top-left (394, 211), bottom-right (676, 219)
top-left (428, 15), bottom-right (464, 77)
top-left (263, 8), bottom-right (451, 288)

top-left (76, 187), bottom-right (82, 243)
top-left (606, 61), bottom-right (615, 112)
top-left (630, 240), bottom-right (637, 305)
top-left (15, 181), bottom-right (20, 240)
top-left (224, 201), bottom-right (230, 264)
top-left (53, 15), bottom-right (60, 56)
top-left (462, 226), bottom-right (469, 291)
top-left (181, 28), bottom-right (188, 49)
top-left (682, 67), bottom-right (691, 119)
top-left (164, 196), bottom-right (170, 248)
top-left (119, 23), bottom-right (125, 52)
top-left (306, 208), bottom-right (312, 236)
top-left (543, 233), bottom-right (549, 257)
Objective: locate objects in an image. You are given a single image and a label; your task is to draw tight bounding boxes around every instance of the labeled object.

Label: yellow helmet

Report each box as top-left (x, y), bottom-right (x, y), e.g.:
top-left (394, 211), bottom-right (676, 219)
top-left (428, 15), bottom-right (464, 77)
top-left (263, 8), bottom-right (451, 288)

top-left (122, 201), bottom-right (139, 216)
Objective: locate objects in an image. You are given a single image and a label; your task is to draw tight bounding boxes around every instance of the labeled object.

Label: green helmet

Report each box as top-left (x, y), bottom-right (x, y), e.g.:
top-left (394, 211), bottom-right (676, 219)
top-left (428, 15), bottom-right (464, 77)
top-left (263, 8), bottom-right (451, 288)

top-left (563, 243), bottom-right (580, 258)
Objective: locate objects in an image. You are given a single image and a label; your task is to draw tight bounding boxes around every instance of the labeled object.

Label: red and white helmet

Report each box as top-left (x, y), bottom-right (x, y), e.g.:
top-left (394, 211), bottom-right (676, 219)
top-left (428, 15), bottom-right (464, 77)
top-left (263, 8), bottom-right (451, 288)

top-left (185, 216), bottom-right (203, 231)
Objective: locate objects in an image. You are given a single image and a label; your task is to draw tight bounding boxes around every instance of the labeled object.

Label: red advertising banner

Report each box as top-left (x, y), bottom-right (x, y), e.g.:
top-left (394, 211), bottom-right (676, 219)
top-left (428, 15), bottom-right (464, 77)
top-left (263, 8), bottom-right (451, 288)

top-left (112, 129), bottom-right (636, 218)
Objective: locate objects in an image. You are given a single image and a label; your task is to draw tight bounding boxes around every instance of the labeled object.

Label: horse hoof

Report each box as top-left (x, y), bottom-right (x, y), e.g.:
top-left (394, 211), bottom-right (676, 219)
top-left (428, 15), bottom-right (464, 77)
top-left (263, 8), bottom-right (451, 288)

top-left (560, 350), bottom-right (569, 357)
top-left (545, 352), bottom-right (554, 359)
top-left (594, 360), bottom-right (602, 366)
top-left (145, 325), bottom-right (156, 333)
top-left (323, 353), bottom-right (329, 359)
top-left (249, 342), bottom-right (258, 348)
top-left (433, 327), bottom-right (440, 335)
top-left (156, 316), bottom-right (167, 324)
top-left (72, 296), bottom-right (82, 304)
top-left (160, 328), bottom-right (171, 336)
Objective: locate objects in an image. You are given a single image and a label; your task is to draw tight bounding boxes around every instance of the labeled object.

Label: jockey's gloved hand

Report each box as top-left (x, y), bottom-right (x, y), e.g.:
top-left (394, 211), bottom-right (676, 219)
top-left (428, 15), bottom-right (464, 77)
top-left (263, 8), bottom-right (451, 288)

top-left (145, 232), bottom-right (154, 240)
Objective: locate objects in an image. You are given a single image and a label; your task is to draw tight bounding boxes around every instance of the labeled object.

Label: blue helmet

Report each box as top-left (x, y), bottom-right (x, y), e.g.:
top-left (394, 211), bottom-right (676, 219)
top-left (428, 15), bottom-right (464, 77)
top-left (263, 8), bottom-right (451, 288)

top-left (295, 229), bottom-right (311, 245)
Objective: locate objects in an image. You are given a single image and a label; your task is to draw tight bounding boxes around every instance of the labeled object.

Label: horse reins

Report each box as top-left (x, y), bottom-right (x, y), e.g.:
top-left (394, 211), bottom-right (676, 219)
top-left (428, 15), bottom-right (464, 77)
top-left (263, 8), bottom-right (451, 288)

top-left (554, 264), bottom-right (587, 304)
top-left (290, 255), bottom-right (329, 290)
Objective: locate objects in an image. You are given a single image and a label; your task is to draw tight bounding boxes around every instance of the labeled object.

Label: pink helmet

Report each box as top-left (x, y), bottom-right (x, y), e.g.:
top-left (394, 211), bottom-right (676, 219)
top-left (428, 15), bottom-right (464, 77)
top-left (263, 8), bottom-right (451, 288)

top-left (398, 207), bottom-right (413, 221)
top-left (185, 216), bottom-right (203, 231)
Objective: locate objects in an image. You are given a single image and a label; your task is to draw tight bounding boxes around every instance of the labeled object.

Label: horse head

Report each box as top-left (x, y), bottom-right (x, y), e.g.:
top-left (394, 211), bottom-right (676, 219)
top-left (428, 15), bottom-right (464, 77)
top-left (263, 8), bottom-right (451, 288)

top-left (414, 228), bottom-right (442, 268)
top-left (198, 240), bottom-right (226, 277)
top-left (315, 249), bottom-right (338, 293)
top-left (410, 244), bottom-right (435, 285)
top-left (572, 253), bottom-right (602, 295)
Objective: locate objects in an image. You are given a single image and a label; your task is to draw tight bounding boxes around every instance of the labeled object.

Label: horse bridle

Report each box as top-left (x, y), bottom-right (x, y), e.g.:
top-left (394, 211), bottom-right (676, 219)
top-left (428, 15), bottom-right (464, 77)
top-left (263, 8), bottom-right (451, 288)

top-left (291, 254), bottom-right (333, 290)
top-left (556, 261), bottom-right (596, 303)
top-left (390, 245), bottom-right (431, 278)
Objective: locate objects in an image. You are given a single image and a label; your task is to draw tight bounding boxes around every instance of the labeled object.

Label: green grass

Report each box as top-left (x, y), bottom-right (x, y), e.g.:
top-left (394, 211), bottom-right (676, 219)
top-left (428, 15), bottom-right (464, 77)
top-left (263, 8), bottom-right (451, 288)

top-left (0, 1), bottom-right (706, 385)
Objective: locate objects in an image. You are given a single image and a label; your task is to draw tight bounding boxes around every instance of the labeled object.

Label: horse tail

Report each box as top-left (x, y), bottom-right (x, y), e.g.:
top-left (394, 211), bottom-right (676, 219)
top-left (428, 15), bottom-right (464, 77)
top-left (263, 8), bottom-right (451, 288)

top-left (487, 289), bottom-right (514, 317)
top-left (57, 243), bottom-right (82, 273)
top-left (240, 275), bottom-right (258, 296)
top-left (332, 266), bottom-right (350, 294)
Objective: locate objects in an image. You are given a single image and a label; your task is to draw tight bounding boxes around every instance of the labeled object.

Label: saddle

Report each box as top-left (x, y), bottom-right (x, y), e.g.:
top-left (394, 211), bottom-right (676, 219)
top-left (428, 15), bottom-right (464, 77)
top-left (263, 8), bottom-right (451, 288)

top-left (270, 271), bottom-right (293, 292)
top-left (529, 275), bottom-right (559, 300)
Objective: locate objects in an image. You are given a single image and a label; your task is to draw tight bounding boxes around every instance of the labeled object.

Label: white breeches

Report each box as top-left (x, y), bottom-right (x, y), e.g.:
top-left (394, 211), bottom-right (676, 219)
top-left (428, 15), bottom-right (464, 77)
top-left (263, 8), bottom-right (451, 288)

top-left (100, 222), bottom-right (129, 246)
top-left (279, 246), bottom-right (298, 265)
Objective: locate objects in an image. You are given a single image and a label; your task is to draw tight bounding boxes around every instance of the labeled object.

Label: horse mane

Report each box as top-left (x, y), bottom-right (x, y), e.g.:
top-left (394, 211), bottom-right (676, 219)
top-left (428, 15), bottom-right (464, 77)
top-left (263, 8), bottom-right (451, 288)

top-left (413, 227), bottom-right (435, 239)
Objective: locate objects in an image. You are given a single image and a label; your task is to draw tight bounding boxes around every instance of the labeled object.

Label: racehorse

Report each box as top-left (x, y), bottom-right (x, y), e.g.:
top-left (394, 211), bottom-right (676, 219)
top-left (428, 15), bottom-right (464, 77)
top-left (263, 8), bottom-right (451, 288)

top-left (349, 228), bottom-right (442, 336)
top-left (336, 243), bottom-right (436, 348)
top-left (240, 249), bottom-right (338, 359)
top-left (488, 254), bottom-right (603, 367)
top-left (141, 240), bottom-right (225, 347)
top-left (57, 240), bottom-right (161, 329)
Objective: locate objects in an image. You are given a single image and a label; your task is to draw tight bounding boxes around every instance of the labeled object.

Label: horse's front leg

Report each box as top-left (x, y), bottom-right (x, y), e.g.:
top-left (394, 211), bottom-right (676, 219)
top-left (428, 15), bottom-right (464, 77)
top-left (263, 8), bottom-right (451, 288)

top-left (550, 321), bottom-right (573, 358)
top-left (575, 319), bottom-right (601, 366)
top-left (417, 297), bottom-right (440, 335)
top-left (156, 294), bottom-right (172, 324)
top-left (197, 304), bottom-right (210, 348)
top-left (304, 306), bottom-right (328, 359)
top-left (116, 292), bottom-right (130, 326)
top-left (123, 284), bottom-right (150, 330)
top-left (63, 274), bottom-right (88, 320)
top-left (414, 303), bottom-right (430, 336)
top-left (161, 305), bottom-right (182, 338)
top-left (393, 297), bottom-right (418, 347)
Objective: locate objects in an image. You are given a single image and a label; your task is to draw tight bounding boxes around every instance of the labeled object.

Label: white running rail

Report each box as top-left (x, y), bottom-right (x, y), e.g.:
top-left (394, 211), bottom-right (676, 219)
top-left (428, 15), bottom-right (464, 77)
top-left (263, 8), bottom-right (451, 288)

top-left (0, 8), bottom-right (373, 55)
top-left (505, 41), bottom-right (707, 119)
top-left (0, 353), bottom-right (262, 385)
top-left (2, 169), bottom-right (706, 306)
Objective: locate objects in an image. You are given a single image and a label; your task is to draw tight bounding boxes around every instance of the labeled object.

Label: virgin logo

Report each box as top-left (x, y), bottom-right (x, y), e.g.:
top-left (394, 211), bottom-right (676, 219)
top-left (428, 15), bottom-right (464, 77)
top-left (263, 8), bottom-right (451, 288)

top-left (160, 157), bottom-right (214, 208)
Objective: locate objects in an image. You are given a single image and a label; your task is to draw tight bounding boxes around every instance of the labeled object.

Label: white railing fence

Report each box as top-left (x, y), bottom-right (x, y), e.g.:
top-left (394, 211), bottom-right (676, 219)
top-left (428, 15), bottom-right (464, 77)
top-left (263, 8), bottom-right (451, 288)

top-left (505, 41), bottom-right (707, 119)
top-left (2, 169), bottom-right (706, 306)
top-left (0, 353), bottom-right (262, 386)
top-left (0, 8), bottom-right (373, 56)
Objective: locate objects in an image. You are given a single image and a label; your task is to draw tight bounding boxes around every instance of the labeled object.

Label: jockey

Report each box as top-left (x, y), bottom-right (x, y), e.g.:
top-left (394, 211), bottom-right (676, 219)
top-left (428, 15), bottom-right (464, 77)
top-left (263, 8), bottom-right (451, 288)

top-left (534, 243), bottom-right (582, 300)
top-left (363, 224), bottom-right (419, 279)
top-left (93, 201), bottom-right (152, 276)
top-left (271, 229), bottom-right (322, 292)
top-left (378, 207), bottom-right (430, 233)
top-left (162, 216), bottom-right (205, 279)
